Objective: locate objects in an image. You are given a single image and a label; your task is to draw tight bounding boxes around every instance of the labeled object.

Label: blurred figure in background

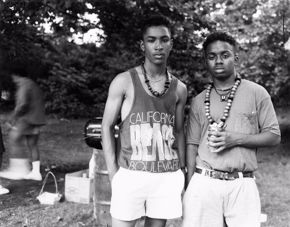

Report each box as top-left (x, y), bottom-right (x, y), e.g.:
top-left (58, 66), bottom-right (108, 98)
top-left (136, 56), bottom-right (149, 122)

top-left (0, 123), bottom-right (5, 169)
top-left (0, 87), bottom-right (13, 168)
top-left (0, 72), bottom-right (12, 194)
top-left (0, 54), bottom-right (14, 194)
top-left (0, 74), bottom-right (46, 181)
top-left (0, 124), bottom-right (9, 194)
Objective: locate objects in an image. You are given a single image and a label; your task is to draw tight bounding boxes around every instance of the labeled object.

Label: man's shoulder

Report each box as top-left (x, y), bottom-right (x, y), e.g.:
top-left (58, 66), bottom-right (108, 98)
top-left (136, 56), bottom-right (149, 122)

top-left (188, 89), bottom-right (207, 108)
top-left (241, 79), bottom-right (265, 89)
top-left (114, 68), bottom-right (135, 83)
top-left (174, 77), bottom-right (187, 91)
top-left (109, 67), bottom-right (137, 93)
top-left (241, 79), bottom-right (269, 96)
top-left (194, 89), bottom-right (207, 101)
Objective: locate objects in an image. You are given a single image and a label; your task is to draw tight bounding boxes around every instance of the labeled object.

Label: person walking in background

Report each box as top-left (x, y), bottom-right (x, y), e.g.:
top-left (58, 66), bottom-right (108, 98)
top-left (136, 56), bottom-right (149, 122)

top-left (0, 58), bottom-right (14, 194)
top-left (0, 74), bottom-right (46, 181)
top-left (102, 15), bottom-right (187, 227)
top-left (183, 32), bottom-right (281, 227)
top-left (0, 86), bottom-right (13, 169)
top-left (0, 124), bottom-right (5, 169)
top-left (0, 124), bottom-right (9, 195)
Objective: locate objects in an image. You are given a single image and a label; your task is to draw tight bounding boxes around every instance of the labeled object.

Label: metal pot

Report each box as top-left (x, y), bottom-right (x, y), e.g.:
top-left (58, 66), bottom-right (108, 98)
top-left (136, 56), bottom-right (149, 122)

top-left (84, 117), bottom-right (119, 149)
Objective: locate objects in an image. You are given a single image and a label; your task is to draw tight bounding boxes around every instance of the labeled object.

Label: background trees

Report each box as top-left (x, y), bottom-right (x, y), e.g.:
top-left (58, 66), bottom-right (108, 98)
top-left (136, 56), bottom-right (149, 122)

top-left (0, 0), bottom-right (289, 117)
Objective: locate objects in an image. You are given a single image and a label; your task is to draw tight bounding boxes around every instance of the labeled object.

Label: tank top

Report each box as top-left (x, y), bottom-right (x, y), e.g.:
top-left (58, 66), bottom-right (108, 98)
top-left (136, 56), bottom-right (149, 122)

top-left (118, 67), bottom-right (180, 173)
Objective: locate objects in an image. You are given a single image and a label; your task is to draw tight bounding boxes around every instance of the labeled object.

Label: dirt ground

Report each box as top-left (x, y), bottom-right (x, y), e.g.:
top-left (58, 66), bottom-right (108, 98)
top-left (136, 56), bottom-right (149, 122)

top-left (0, 117), bottom-right (96, 227)
top-left (0, 110), bottom-right (290, 227)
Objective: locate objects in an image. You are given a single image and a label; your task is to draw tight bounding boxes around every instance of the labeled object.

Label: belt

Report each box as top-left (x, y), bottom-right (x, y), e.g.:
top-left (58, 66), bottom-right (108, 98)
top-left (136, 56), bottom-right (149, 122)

top-left (195, 167), bottom-right (254, 180)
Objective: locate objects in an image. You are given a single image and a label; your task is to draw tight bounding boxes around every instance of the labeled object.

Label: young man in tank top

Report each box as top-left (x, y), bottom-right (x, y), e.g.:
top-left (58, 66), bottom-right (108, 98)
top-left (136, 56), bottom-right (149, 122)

top-left (183, 32), bottom-right (281, 227)
top-left (102, 15), bottom-right (187, 227)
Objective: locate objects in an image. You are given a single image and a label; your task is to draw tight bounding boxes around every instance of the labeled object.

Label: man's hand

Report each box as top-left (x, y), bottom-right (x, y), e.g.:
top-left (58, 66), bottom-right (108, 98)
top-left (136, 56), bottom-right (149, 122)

top-left (208, 129), bottom-right (281, 152)
top-left (207, 130), bottom-right (239, 153)
top-left (108, 168), bottom-right (119, 183)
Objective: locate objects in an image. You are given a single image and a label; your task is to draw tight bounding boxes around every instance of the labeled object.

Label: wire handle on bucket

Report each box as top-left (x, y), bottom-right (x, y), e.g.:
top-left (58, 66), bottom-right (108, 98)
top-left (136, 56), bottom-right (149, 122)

top-left (39, 171), bottom-right (59, 196)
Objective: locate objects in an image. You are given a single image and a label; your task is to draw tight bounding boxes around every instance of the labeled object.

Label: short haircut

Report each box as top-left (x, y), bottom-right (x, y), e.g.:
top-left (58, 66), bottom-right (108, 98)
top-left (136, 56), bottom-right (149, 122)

top-left (203, 32), bottom-right (238, 53)
top-left (140, 15), bottom-right (172, 39)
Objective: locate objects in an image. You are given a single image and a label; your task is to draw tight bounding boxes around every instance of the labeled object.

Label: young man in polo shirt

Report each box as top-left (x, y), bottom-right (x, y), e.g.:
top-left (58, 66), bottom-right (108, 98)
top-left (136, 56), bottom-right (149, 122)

top-left (183, 32), bottom-right (280, 227)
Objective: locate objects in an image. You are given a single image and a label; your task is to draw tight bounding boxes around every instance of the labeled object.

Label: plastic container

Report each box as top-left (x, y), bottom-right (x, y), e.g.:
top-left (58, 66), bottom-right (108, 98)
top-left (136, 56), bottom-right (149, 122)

top-left (208, 122), bottom-right (223, 152)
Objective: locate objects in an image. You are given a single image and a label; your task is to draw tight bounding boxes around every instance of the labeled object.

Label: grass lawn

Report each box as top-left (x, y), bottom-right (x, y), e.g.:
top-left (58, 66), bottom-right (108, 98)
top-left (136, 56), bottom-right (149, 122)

top-left (0, 115), bottom-right (289, 227)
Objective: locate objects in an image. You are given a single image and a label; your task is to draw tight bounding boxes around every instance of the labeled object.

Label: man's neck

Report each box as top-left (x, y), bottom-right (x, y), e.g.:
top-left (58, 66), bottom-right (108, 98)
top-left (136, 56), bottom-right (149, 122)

top-left (212, 73), bottom-right (237, 90)
top-left (143, 61), bottom-right (167, 78)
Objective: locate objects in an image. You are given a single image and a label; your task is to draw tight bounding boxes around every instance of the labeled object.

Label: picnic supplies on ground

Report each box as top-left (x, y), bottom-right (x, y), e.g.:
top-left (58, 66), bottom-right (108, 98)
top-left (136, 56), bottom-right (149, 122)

top-left (37, 171), bottom-right (62, 205)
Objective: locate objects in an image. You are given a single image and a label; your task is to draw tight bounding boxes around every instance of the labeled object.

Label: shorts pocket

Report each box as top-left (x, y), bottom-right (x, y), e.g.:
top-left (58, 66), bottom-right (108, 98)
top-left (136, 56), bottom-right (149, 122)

top-left (175, 170), bottom-right (185, 192)
top-left (111, 168), bottom-right (121, 185)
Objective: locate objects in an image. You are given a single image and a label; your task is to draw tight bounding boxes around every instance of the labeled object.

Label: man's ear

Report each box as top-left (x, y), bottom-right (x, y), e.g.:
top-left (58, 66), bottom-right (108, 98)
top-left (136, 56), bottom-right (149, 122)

top-left (203, 52), bottom-right (208, 66)
top-left (140, 41), bottom-right (145, 52)
top-left (170, 39), bottom-right (173, 50)
top-left (234, 54), bottom-right (239, 65)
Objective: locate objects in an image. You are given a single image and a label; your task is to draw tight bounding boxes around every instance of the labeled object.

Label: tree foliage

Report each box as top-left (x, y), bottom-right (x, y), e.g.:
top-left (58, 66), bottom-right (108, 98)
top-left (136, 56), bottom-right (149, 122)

top-left (0, 0), bottom-right (289, 118)
top-left (207, 0), bottom-right (290, 104)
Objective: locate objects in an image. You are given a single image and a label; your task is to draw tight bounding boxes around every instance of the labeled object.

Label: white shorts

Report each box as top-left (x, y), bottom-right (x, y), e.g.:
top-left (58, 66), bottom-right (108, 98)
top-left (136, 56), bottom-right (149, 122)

top-left (110, 167), bottom-right (184, 221)
top-left (182, 172), bottom-right (261, 227)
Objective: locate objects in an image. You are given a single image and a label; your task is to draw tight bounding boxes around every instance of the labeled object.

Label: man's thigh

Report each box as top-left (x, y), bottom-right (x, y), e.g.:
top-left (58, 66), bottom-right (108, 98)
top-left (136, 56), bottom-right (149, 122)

top-left (111, 216), bottom-right (167, 227)
top-left (112, 217), bottom-right (138, 227)
top-left (16, 122), bottom-right (41, 136)
top-left (25, 134), bottom-right (39, 148)
top-left (182, 174), bottom-right (225, 227)
top-left (224, 178), bottom-right (261, 227)
top-left (146, 170), bottom-right (184, 220)
top-left (110, 168), bottom-right (184, 222)
top-left (110, 168), bottom-right (148, 221)
top-left (144, 217), bottom-right (167, 227)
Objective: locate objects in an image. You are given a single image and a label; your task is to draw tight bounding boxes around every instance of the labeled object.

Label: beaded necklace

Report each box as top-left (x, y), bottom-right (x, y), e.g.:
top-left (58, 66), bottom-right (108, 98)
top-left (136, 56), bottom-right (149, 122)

top-left (204, 76), bottom-right (241, 127)
top-left (141, 64), bottom-right (171, 97)
top-left (215, 86), bottom-right (233, 92)
top-left (147, 77), bottom-right (164, 83)
top-left (213, 87), bottom-right (232, 102)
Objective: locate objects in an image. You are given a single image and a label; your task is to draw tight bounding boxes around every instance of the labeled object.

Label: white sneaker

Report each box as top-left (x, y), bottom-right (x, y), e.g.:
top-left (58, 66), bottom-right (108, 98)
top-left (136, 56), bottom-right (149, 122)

top-left (0, 185), bottom-right (9, 195)
top-left (0, 170), bottom-right (28, 180)
top-left (0, 158), bottom-right (30, 180)
top-left (23, 171), bottom-right (42, 181)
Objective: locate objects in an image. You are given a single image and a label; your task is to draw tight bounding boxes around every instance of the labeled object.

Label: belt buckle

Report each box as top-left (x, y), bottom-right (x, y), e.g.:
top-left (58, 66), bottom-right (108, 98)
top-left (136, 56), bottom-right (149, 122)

top-left (217, 171), bottom-right (233, 180)
top-left (205, 169), bottom-right (211, 177)
top-left (222, 172), bottom-right (229, 180)
top-left (209, 170), bottom-right (216, 178)
top-left (212, 170), bottom-right (223, 179)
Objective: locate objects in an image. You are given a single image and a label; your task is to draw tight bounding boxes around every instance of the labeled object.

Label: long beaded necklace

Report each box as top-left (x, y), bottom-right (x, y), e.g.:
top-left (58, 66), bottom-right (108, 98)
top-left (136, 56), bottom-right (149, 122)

top-left (141, 64), bottom-right (171, 97)
top-left (204, 76), bottom-right (241, 128)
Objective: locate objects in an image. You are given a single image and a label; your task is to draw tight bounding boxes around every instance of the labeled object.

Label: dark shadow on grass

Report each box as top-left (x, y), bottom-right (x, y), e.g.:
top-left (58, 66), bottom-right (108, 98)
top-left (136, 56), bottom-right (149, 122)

top-left (0, 172), bottom-right (65, 211)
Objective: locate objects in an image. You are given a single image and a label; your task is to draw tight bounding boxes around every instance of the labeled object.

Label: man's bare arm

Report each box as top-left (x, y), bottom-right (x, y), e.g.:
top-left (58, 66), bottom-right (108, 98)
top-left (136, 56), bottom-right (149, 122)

top-left (101, 75), bottom-right (126, 182)
top-left (208, 130), bottom-right (281, 153)
top-left (186, 144), bottom-right (198, 188)
top-left (175, 81), bottom-right (187, 170)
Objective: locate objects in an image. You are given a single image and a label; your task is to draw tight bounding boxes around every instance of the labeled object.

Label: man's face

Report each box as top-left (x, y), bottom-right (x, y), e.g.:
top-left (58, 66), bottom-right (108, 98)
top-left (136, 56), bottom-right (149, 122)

top-left (205, 40), bottom-right (238, 81)
top-left (141, 26), bottom-right (172, 65)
